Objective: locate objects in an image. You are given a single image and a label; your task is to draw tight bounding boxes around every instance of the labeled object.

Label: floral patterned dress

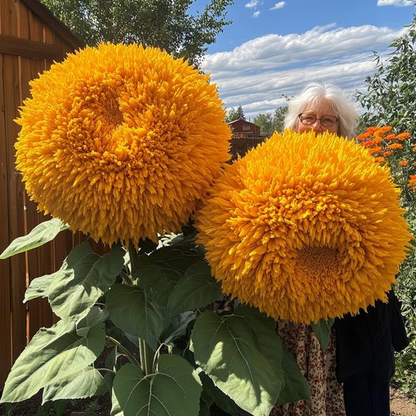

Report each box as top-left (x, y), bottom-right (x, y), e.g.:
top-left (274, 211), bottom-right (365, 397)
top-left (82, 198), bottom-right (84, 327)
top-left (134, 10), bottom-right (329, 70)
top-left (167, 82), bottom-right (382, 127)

top-left (271, 321), bottom-right (346, 416)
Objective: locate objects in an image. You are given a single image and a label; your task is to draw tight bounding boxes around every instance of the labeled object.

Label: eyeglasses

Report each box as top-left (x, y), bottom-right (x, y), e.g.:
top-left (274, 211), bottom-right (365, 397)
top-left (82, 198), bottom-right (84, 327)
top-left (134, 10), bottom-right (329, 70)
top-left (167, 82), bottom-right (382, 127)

top-left (298, 113), bottom-right (339, 128)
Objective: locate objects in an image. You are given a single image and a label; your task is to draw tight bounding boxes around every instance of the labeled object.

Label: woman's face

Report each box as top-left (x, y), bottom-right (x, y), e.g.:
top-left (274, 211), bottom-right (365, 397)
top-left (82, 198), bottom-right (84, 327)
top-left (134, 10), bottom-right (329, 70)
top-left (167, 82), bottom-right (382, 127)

top-left (296, 98), bottom-right (339, 135)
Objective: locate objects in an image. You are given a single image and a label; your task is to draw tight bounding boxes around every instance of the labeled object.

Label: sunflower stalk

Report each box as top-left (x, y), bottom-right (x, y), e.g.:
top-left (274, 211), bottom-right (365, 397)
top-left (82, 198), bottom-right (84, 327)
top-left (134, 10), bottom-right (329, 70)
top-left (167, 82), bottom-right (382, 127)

top-left (107, 336), bottom-right (140, 368)
top-left (139, 338), bottom-right (154, 375)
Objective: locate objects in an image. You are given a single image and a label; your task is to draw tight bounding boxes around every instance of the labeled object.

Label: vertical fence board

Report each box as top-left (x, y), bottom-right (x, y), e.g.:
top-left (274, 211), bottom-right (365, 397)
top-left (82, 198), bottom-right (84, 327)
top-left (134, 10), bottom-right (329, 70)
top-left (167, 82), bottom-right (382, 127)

top-left (0, 52), bottom-right (13, 389)
top-left (4, 51), bottom-right (27, 364)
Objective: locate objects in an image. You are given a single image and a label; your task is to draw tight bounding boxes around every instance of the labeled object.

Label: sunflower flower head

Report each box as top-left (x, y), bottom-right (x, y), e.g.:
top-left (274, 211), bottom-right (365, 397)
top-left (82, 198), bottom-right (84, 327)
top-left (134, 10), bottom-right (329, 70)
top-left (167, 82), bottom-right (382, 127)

top-left (196, 130), bottom-right (412, 323)
top-left (15, 43), bottom-right (230, 245)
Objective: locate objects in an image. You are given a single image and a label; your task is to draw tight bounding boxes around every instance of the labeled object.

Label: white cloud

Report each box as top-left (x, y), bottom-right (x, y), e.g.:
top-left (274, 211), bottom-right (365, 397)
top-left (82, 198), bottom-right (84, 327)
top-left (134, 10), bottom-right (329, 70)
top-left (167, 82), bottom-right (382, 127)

top-left (377, 0), bottom-right (413, 6)
top-left (253, 10), bottom-right (261, 18)
top-left (245, 0), bottom-right (260, 8)
top-left (270, 2), bottom-right (285, 10)
top-left (202, 24), bottom-right (407, 119)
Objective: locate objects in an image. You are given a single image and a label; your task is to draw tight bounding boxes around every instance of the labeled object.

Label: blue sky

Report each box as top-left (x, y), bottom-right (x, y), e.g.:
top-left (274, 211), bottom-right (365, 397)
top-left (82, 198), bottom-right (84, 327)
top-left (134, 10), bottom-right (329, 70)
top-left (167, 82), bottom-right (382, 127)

top-left (193, 0), bottom-right (415, 119)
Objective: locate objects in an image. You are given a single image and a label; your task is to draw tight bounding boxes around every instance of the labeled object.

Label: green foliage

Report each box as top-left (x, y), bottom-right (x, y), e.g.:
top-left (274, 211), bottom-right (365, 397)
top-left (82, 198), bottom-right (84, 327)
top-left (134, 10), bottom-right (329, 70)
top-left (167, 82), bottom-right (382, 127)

top-left (356, 15), bottom-right (416, 134)
top-left (111, 355), bottom-right (202, 416)
top-left (393, 209), bottom-right (416, 400)
top-left (191, 305), bottom-right (285, 416)
top-left (253, 106), bottom-right (288, 135)
top-left (0, 220), bottom-right (312, 415)
top-left (356, 13), bottom-right (416, 399)
top-left (311, 318), bottom-right (334, 351)
top-left (0, 218), bottom-right (69, 259)
top-left (225, 105), bottom-right (246, 122)
top-left (40, 0), bottom-right (233, 66)
top-left (25, 242), bottom-right (124, 321)
top-left (42, 367), bottom-right (107, 403)
top-left (0, 310), bottom-right (106, 403)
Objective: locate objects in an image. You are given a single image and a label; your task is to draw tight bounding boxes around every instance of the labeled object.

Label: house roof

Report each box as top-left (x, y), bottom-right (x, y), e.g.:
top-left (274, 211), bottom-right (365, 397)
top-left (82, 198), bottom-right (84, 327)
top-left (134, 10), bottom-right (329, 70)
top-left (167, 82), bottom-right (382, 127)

top-left (21, 0), bottom-right (83, 49)
top-left (228, 118), bottom-right (258, 126)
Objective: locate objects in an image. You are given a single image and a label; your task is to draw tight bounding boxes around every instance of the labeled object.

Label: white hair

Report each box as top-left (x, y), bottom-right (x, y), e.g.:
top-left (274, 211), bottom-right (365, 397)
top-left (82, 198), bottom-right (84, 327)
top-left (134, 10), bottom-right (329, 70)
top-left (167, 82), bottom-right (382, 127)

top-left (284, 83), bottom-right (359, 138)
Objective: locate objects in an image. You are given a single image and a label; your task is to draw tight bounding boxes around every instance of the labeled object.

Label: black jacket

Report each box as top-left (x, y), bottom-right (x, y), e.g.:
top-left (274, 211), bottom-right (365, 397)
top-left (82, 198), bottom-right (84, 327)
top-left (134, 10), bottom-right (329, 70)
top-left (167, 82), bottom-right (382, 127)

top-left (334, 290), bottom-right (409, 383)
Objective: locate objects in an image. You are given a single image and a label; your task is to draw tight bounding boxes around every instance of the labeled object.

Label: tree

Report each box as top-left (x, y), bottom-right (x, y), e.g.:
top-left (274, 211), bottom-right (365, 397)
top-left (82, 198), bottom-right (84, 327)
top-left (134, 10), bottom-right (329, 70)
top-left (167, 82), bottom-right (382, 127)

top-left (225, 105), bottom-right (245, 123)
top-left (356, 14), bottom-right (416, 134)
top-left (253, 105), bottom-right (288, 135)
top-left (236, 105), bottom-right (246, 120)
top-left (253, 113), bottom-right (273, 134)
top-left (40, 0), bottom-right (233, 66)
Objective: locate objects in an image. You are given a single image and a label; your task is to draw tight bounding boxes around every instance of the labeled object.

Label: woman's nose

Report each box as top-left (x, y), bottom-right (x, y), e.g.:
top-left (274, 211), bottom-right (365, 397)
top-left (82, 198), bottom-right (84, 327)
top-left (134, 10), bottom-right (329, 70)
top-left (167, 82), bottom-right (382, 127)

top-left (312, 120), bottom-right (324, 132)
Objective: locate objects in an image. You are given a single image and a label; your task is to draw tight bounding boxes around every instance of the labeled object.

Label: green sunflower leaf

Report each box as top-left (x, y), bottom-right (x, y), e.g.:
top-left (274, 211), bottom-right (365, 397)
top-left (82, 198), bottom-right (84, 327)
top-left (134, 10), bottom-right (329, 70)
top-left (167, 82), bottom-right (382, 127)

top-left (0, 315), bottom-right (105, 403)
top-left (42, 367), bottom-right (107, 404)
top-left (0, 218), bottom-right (69, 259)
top-left (47, 243), bottom-right (124, 321)
top-left (311, 318), bottom-right (334, 351)
top-left (138, 264), bottom-right (182, 307)
top-left (276, 346), bottom-right (310, 404)
top-left (24, 241), bottom-right (93, 303)
top-left (106, 284), bottom-right (170, 350)
top-left (24, 273), bottom-right (55, 303)
top-left (167, 261), bottom-right (222, 316)
top-left (199, 371), bottom-right (245, 416)
top-left (111, 355), bottom-right (202, 416)
top-left (191, 304), bottom-right (284, 416)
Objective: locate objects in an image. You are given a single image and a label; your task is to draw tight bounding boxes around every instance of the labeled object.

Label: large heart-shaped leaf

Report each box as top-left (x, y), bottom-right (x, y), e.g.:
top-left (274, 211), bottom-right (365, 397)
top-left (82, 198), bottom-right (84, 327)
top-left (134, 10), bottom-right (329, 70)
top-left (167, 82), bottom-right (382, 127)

top-left (106, 284), bottom-right (170, 350)
top-left (42, 367), bottom-right (107, 404)
top-left (0, 218), bottom-right (69, 259)
top-left (0, 316), bottom-right (105, 403)
top-left (24, 241), bottom-right (93, 303)
top-left (48, 243), bottom-right (124, 320)
top-left (111, 355), bottom-right (201, 416)
top-left (168, 261), bottom-right (222, 316)
top-left (138, 264), bottom-right (182, 307)
top-left (191, 305), bottom-right (284, 416)
top-left (275, 346), bottom-right (310, 405)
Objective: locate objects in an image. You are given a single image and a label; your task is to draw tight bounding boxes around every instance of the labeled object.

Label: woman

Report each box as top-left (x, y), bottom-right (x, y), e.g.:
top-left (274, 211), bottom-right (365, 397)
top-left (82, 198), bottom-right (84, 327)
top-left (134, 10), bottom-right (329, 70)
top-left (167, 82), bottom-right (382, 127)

top-left (271, 83), bottom-right (408, 416)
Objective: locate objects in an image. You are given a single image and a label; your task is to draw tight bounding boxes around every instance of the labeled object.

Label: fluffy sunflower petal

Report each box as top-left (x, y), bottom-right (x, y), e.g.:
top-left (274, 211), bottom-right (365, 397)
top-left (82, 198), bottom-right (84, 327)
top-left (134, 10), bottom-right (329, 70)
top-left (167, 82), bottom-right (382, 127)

top-left (196, 130), bottom-right (412, 323)
top-left (15, 43), bottom-right (230, 245)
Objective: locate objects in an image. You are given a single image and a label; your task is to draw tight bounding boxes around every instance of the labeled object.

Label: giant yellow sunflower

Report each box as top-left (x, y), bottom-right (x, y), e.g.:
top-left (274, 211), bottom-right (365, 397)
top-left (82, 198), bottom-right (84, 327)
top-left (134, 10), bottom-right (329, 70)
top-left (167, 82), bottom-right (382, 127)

top-left (196, 130), bottom-right (412, 323)
top-left (15, 43), bottom-right (230, 246)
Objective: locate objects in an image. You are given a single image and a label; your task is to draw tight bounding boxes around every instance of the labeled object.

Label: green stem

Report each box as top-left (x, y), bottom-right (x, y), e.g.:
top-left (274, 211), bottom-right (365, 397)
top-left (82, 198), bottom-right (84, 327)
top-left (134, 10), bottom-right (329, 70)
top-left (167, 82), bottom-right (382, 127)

top-left (139, 338), bottom-right (154, 375)
top-left (107, 336), bottom-right (140, 367)
top-left (95, 368), bottom-right (117, 374)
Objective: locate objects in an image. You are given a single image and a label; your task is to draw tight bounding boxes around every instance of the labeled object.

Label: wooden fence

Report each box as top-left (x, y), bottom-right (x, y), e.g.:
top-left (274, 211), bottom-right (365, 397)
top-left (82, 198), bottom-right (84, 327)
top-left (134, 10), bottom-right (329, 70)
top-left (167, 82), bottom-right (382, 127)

top-left (0, 0), bottom-right (82, 389)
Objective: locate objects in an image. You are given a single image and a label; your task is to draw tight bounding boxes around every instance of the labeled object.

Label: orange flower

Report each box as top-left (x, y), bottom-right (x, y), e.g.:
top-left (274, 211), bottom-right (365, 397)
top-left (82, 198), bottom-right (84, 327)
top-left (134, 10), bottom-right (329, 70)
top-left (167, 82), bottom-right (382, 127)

top-left (381, 126), bottom-right (393, 134)
top-left (388, 143), bottom-right (403, 150)
top-left (197, 130), bottom-right (411, 323)
top-left (369, 147), bottom-right (383, 154)
top-left (383, 151), bottom-right (392, 157)
top-left (373, 137), bottom-right (383, 145)
top-left (357, 132), bottom-right (370, 141)
top-left (374, 157), bottom-right (385, 163)
top-left (396, 132), bottom-right (411, 141)
top-left (362, 140), bottom-right (375, 148)
top-left (385, 134), bottom-right (396, 141)
top-left (15, 43), bottom-right (231, 246)
top-left (398, 161), bottom-right (409, 167)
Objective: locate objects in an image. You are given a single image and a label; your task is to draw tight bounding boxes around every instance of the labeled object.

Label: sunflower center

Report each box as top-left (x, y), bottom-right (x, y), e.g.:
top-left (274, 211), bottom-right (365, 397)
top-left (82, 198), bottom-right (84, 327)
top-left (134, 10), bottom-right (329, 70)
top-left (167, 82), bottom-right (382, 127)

top-left (100, 91), bottom-right (123, 127)
top-left (296, 246), bottom-right (339, 284)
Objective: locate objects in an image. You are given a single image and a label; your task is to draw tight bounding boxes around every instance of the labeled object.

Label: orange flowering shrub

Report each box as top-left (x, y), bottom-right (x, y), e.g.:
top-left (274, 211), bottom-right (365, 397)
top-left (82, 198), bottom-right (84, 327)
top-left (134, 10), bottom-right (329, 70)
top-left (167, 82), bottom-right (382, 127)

top-left (357, 126), bottom-right (415, 192)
